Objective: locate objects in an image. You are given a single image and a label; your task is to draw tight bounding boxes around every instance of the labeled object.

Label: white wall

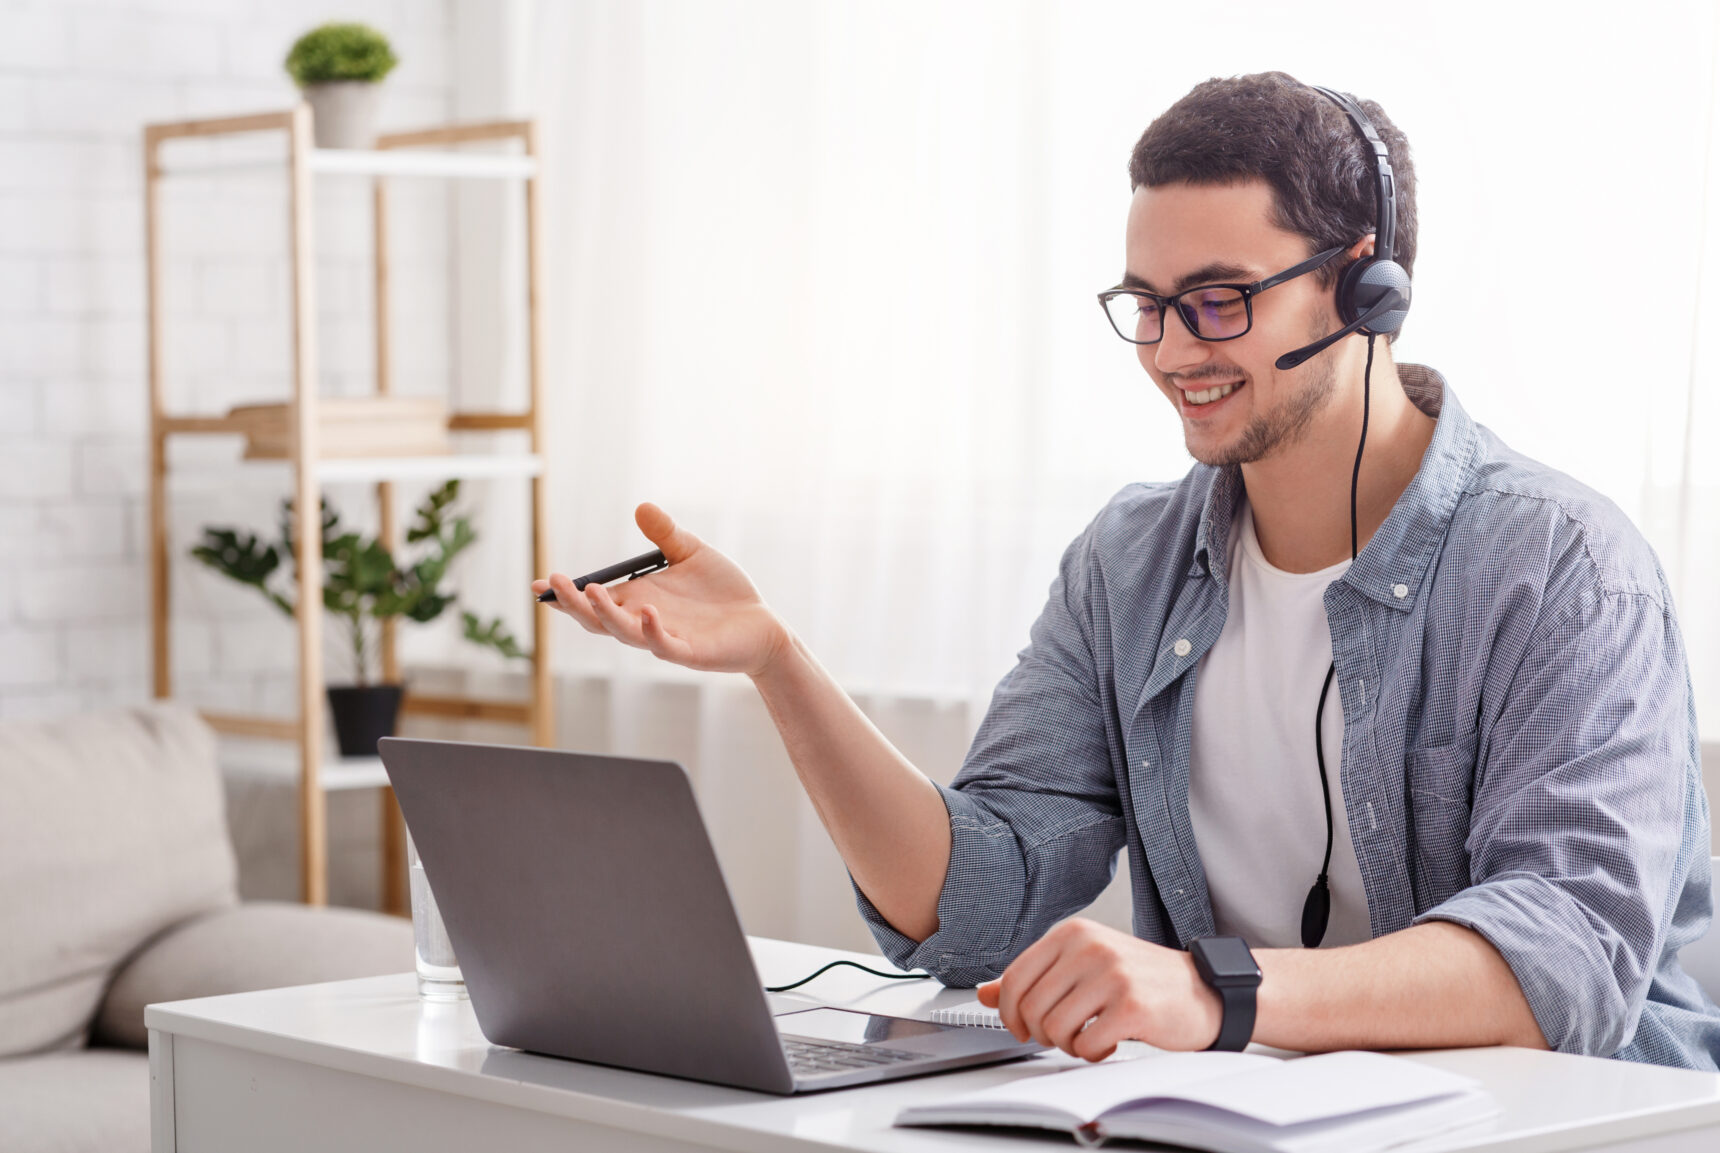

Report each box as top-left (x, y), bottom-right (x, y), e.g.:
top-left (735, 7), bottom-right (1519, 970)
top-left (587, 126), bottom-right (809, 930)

top-left (0, 0), bottom-right (463, 908)
top-left (0, 0), bottom-right (456, 720)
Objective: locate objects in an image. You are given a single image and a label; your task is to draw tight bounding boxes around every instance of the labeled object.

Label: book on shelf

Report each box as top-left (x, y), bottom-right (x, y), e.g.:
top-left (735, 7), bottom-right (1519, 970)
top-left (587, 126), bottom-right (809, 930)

top-left (894, 1048), bottom-right (1496, 1153)
top-left (226, 397), bottom-right (450, 460)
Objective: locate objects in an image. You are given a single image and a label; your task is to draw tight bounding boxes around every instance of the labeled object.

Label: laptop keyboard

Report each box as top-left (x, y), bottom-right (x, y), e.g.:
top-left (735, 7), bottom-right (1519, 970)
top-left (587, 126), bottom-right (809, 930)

top-left (781, 1035), bottom-right (923, 1075)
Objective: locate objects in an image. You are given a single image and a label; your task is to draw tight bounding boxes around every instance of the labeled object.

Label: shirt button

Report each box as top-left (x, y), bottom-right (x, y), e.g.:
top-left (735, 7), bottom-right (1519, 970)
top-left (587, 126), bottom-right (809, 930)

top-left (1393, 583), bottom-right (1408, 599)
top-left (1173, 638), bottom-right (1192, 657)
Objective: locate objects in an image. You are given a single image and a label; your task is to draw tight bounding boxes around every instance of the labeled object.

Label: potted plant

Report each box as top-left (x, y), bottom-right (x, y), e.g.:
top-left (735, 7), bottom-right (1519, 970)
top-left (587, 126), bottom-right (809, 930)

top-left (284, 21), bottom-right (399, 149)
top-left (190, 480), bottom-right (528, 756)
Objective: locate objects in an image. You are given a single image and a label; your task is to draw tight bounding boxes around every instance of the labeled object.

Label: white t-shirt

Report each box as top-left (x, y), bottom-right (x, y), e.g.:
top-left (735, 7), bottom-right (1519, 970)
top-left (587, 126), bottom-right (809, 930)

top-left (1187, 500), bottom-right (1372, 949)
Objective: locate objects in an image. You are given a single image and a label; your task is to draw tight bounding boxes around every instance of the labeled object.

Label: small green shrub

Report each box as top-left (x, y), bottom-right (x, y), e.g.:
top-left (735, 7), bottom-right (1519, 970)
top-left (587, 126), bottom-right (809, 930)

top-left (190, 480), bottom-right (528, 685)
top-left (284, 22), bottom-right (398, 87)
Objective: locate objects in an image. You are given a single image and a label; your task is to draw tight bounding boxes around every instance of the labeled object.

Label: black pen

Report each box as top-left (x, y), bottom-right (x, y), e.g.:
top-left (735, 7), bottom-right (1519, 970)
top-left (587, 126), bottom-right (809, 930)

top-left (537, 549), bottom-right (669, 602)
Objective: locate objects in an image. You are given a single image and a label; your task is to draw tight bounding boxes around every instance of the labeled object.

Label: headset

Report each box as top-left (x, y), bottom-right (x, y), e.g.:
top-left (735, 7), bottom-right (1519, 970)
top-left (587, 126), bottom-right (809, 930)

top-left (1283, 85), bottom-right (1411, 948)
top-left (1274, 87), bottom-right (1412, 372)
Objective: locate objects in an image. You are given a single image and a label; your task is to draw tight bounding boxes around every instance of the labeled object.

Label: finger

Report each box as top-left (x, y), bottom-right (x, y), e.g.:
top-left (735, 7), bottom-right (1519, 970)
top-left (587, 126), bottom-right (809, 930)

top-left (542, 574), bottom-right (585, 624)
top-left (586, 581), bottom-right (649, 648)
top-left (1040, 984), bottom-right (1109, 1058)
top-left (1070, 1006), bottom-right (1135, 1064)
top-left (548, 573), bottom-right (606, 635)
top-left (1014, 962), bottom-right (1084, 1049)
top-left (994, 936), bottom-right (1063, 1043)
top-left (992, 972), bottom-right (1030, 1043)
top-left (635, 502), bottom-right (703, 565)
top-left (976, 980), bottom-right (1001, 1009)
top-left (639, 604), bottom-right (695, 664)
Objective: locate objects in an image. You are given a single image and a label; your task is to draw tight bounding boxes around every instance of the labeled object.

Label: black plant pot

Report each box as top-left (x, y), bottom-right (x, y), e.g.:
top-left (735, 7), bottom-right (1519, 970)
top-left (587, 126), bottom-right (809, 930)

top-left (326, 683), bottom-right (405, 758)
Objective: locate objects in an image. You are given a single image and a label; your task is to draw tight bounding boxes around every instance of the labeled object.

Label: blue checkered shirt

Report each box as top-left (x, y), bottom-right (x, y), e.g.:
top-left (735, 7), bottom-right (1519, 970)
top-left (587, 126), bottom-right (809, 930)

top-left (856, 365), bottom-right (1720, 1070)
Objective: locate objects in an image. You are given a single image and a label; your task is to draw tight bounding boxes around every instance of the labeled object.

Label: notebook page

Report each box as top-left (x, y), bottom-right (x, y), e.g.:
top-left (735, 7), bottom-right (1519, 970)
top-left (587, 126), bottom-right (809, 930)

top-left (904, 1051), bottom-right (1277, 1125)
top-left (1163, 1051), bottom-right (1481, 1126)
top-left (1106, 1086), bottom-right (1497, 1153)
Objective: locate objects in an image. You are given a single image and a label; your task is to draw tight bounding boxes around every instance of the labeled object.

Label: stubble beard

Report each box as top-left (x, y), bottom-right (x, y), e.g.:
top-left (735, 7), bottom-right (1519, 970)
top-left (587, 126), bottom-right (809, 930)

top-left (1187, 315), bottom-right (1339, 469)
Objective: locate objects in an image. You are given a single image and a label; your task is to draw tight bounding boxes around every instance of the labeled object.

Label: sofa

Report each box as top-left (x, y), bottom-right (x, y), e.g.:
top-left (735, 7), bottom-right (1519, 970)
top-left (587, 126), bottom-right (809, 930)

top-left (0, 702), bottom-right (415, 1153)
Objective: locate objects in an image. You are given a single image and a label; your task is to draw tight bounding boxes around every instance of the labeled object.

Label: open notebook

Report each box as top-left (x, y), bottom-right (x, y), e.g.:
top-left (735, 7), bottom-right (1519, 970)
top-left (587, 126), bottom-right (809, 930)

top-left (895, 1049), bottom-right (1496, 1153)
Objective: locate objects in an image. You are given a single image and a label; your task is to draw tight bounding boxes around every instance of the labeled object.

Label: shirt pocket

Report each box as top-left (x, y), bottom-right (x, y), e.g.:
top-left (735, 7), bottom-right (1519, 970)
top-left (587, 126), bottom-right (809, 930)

top-left (1407, 732), bottom-right (1479, 909)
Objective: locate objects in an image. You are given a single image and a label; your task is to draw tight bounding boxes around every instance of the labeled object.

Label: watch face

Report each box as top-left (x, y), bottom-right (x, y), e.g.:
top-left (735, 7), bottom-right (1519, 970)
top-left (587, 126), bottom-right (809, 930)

top-left (1196, 936), bottom-right (1261, 983)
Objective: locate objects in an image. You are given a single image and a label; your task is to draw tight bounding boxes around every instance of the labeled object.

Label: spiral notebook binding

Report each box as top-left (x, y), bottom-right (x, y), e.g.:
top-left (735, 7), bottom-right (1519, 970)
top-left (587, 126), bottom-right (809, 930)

top-left (929, 1004), bottom-right (1007, 1029)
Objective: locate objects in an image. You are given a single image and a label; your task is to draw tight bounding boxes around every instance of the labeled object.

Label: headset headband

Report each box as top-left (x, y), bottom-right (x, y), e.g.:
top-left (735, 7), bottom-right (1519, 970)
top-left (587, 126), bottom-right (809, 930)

top-left (1310, 85), bottom-right (1395, 264)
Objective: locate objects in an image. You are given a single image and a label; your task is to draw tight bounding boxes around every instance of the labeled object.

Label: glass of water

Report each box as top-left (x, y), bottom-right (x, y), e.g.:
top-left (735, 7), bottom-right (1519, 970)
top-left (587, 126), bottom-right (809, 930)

top-left (406, 828), bottom-right (466, 1001)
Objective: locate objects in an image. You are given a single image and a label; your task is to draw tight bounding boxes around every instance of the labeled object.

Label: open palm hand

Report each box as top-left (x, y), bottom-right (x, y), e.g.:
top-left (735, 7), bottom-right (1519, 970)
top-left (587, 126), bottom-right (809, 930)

top-left (531, 504), bottom-right (790, 677)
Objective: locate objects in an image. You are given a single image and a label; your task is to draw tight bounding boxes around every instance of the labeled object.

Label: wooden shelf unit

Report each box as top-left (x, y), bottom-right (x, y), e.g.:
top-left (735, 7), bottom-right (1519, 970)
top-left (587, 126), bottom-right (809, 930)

top-left (163, 452), bottom-right (546, 493)
top-left (144, 107), bottom-right (555, 911)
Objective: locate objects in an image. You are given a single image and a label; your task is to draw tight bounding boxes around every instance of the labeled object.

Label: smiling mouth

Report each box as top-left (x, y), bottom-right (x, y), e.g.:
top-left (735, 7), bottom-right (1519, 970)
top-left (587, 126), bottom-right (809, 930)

top-left (1182, 380), bottom-right (1242, 407)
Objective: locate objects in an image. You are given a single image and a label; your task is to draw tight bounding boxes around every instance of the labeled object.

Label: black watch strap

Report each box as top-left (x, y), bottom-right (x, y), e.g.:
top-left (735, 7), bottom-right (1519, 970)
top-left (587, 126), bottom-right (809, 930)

top-left (1189, 936), bottom-right (1261, 1052)
top-left (1209, 983), bottom-right (1257, 1052)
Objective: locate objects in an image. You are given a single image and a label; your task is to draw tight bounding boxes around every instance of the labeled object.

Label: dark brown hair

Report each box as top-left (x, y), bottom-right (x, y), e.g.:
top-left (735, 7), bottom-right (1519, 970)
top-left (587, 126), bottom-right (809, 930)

top-left (1130, 72), bottom-right (1417, 290)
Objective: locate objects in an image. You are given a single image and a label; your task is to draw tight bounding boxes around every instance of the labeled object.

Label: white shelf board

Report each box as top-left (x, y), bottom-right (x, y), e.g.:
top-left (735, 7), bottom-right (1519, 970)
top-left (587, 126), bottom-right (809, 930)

top-left (167, 453), bottom-right (543, 492)
top-left (159, 147), bottom-right (536, 180)
top-left (313, 148), bottom-right (535, 179)
top-left (219, 736), bottom-right (390, 792)
top-left (315, 454), bottom-right (542, 483)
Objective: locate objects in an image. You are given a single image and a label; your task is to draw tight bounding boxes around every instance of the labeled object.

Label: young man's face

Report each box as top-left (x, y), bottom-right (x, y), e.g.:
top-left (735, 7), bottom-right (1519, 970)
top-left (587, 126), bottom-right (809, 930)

top-left (1123, 180), bottom-right (1342, 468)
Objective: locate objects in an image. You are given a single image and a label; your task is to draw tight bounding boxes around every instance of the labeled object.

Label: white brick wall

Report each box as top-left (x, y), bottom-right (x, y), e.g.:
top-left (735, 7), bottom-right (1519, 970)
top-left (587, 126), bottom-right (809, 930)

top-left (0, 0), bottom-right (457, 722)
top-left (0, 1), bottom-right (464, 909)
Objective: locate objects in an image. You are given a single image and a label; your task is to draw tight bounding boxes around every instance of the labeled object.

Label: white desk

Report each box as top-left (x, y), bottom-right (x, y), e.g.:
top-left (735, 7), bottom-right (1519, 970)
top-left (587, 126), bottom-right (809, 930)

top-left (146, 936), bottom-right (1720, 1153)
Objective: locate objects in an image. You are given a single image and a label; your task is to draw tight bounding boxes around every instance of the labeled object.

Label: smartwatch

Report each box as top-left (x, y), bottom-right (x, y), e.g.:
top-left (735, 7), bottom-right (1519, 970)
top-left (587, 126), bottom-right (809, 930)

top-left (1189, 936), bottom-right (1262, 1052)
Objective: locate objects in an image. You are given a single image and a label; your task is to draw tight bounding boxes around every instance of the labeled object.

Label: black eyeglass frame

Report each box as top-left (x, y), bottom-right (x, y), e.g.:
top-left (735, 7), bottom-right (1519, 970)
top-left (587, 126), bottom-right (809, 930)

top-left (1097, 245), bottom-right (1347, 346)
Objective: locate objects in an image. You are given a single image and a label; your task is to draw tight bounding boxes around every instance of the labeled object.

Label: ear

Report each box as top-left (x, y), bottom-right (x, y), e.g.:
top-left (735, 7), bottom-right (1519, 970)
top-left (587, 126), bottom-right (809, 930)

top-left (1347, 233), bottom-right (1376, 261)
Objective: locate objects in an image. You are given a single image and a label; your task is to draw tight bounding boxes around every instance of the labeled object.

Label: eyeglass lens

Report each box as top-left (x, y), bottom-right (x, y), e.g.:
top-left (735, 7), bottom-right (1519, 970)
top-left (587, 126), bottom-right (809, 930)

top-left (1105, 287), bottom-right (1249, 344)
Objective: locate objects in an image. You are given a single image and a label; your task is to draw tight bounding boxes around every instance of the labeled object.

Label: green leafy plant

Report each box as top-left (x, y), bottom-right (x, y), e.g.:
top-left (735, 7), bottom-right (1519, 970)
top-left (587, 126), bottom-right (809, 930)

top-left (191, 480), bottom-right (527, 685)
top-left (284, 22), bottom-right (399, 87)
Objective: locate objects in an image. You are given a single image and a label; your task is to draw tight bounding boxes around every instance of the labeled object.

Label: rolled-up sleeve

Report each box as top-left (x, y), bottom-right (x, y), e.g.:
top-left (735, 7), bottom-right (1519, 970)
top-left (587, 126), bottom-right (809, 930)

top-left (854, 528), bottom-right (1127, 985)
top-left (1415, 586), bottom-right (1693, 1056)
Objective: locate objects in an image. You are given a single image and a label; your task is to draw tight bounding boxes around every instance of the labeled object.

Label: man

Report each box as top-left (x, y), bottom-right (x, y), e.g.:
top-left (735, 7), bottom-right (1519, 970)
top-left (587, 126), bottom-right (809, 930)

top-left (534, 72), bottom-right (1719, 1070)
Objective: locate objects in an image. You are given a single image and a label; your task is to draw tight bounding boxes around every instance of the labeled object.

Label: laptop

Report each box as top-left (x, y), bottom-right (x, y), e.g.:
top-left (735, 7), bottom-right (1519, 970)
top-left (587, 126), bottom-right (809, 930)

top-left (377, 738), bottom-right (1043, 1094)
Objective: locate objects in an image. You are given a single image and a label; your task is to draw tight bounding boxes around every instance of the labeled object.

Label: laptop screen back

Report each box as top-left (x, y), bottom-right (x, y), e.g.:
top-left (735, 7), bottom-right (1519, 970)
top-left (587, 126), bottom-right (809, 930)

top-left (378, 738), bottom-right (795, 1093)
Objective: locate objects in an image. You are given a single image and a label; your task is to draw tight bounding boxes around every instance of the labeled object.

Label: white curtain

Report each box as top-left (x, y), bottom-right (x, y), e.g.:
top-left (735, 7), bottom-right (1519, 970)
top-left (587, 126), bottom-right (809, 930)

top-left (510, 0), bottom-right (1720, 950)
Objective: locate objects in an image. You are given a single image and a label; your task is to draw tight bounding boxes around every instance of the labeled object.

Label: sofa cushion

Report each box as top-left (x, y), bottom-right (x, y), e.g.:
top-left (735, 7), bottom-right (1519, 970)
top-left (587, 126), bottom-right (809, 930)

top-left (94, 901), bottom-right (414, 1049)
top-left (0, 704), bottom-right (237, 1058)
top-left (0, 1049), bottom-right (150, 1153)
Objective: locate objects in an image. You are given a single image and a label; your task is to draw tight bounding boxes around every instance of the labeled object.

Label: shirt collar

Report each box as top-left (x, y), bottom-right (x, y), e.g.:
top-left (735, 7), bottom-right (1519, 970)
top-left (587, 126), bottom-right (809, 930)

top-left (1190, 465), bottom-right (1243, 584)
top-left (1188, 364), bottom-right (1478, 613)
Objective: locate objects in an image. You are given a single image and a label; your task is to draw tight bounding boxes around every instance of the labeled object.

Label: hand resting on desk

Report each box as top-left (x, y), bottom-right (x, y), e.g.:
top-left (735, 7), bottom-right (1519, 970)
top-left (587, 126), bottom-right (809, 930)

top-left (976, 919), bottom-right (1223, 1060)
top-left (975, 916), bottom-right (1549, 1062)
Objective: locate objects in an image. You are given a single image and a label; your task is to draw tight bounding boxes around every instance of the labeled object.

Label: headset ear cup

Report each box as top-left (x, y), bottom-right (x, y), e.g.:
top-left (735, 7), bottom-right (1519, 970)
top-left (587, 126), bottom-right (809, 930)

top-left (1343, 258), bottom-right (1412, 336)
top-left (1334, 256), bottom-right (1370, 327)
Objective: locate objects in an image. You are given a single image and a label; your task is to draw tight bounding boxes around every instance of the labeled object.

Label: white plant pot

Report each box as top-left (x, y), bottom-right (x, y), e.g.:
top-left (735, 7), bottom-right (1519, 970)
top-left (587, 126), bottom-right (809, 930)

top-left (302, 81), bottom-right (383, 150)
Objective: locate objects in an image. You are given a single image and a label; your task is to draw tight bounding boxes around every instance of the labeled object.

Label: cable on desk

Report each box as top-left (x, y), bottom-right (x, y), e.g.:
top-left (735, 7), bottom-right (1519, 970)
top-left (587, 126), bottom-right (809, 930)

top-left (764, 960), bottom-right (933, 993)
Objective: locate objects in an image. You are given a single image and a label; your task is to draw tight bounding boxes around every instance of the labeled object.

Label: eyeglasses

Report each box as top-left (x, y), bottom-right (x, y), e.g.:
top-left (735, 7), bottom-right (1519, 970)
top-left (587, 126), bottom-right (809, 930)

top-left (1097, 246), bottom-right (1345, 345)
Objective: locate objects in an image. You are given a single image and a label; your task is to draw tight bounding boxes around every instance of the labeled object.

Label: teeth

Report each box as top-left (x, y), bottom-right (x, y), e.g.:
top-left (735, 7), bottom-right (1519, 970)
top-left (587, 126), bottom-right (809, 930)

top-left (1185, 381), bottom-right (1241, 406)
